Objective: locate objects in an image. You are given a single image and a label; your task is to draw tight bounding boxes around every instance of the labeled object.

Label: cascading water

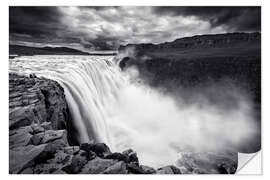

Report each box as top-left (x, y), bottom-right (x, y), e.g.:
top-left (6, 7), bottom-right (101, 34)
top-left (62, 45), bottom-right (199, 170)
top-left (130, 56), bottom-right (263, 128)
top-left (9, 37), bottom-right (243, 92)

top-left (9, 55), bottom-right (259, 168)
top-left (9, 55), bottom-right (125, 148)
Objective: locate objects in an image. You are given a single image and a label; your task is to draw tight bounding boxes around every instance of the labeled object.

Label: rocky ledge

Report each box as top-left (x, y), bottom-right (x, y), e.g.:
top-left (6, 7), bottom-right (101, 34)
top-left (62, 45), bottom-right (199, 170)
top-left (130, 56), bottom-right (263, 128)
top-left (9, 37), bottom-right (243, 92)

top-left (9, 73), bottom-right (237, 174)
top-left (9, 73), bottom-right (182, 174)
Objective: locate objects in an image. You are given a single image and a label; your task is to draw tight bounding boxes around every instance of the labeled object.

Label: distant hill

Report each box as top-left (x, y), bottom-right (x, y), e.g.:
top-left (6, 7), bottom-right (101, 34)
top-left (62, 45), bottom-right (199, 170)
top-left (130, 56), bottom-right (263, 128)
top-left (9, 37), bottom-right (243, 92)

top-left (9, 45), bottom-right (90, 55)
top-left (118, 32), bottom-right (260, 59)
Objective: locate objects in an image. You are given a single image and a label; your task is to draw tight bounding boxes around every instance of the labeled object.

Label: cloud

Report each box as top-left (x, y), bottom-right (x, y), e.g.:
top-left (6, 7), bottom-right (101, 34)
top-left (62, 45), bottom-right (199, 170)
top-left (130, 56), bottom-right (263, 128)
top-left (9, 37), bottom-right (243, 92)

top-left (9, 6), bottom-right (260, 51)
top-left (153, 6), bottom-right (261, 31)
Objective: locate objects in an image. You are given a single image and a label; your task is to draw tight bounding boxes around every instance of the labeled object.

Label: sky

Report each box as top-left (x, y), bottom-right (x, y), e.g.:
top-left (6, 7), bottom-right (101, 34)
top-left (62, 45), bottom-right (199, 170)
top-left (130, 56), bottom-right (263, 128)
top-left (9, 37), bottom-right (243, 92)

top-left (9, 6), bottom-right (261, 52)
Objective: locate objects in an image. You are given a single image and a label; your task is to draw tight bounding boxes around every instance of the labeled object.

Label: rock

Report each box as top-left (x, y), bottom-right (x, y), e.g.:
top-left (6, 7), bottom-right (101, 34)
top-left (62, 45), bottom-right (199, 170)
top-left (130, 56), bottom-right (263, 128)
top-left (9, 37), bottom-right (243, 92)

top-left (63, 146), bottom-right (80, 155)
top-left (104, 152), bottom-right (129, 162)
top-left (102, 161), bottom-right (128, 174)
top-left (176, 151), bottom-right (237, 174)
top-left (9, 73), bottom-right (71, 131)
top-left (127, 162), bottom-right (145, 174)
top-left (53, 169), bottom-right (67, 174)
top-left (62, 151), bottom-right (88, 173)
top-left (31, 124), bottom-right (45, 134)
top-left (48, 150), bottom-right (71, 164)
top-left (80, 157), bottom-right (117, 174)
top-left (41, 130), bottom-right (68, 144)
top-left (9, 126), bottom-right (32, 149)
top-left (9, 107), bottom-right (38, 130)
top-left (140, 165), bottom-right (156, 174)
top-left (169, 165), bottom-right (182, 174)
top-left (29, 73), bottom-right (37, 78)
top-left (80, 143), bottom-right (111, 158)
top-left (157, 166), bottom-right (175, 174)
top-left (33, 163), bottom-right (61, 174)
top-left (40, 122), bottom-right (52, 130)
top-left (122, 149), bottom-right (139, 164)
top-left (30, 133), bottom-right (44, 145)
top-left (9, 144), bottom-right (54, 173)
top-left (20, 168), bottom-right (33, 174)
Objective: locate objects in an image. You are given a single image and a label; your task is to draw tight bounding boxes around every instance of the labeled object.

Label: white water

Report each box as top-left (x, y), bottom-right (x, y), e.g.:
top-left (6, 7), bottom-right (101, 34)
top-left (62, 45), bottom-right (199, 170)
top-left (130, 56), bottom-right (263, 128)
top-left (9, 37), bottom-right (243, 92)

top-left (9, 55), bottom-right (258, 168)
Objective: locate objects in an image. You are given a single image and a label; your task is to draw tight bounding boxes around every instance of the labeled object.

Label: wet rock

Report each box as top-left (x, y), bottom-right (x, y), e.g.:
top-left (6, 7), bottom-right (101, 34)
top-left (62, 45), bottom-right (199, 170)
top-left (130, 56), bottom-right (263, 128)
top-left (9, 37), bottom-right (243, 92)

top-left (140, 165), bottom-right (156, 174)
top-left (62, 151), bottom-right (88, 173)
top-left (63, 146), bottom-right (80, 155)
top-left (103, 161), bottom-right (128, 174)
top-left (80, 143), bottom-right (111, 158)
top-left (156, 165), bottom-right (181, 174)
top-left (104, 152), bottom-right (129, 163)
top-left (122, 149), bottom-right (139, 164)
top-left (127, 162), bottom-right (145, 174)
top-left (80, 157), bottom-right (117, 174)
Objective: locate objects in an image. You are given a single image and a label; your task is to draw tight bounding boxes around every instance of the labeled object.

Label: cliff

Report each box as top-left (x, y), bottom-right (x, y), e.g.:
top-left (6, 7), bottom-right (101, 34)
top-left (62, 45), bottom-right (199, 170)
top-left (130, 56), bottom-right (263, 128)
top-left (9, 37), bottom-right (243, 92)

top-left (9, 73), bottom-right (237, 174)
top-left (118, 32), bottom-right (261, 105)
top-left (118, 32), bottom-right (260, 59)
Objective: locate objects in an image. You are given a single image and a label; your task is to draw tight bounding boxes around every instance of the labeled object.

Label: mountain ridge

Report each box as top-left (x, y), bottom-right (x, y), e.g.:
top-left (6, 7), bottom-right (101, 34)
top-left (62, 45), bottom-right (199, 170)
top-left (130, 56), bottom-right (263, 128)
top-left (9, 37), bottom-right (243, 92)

top-left (9, 45), bottom-right (90, 56)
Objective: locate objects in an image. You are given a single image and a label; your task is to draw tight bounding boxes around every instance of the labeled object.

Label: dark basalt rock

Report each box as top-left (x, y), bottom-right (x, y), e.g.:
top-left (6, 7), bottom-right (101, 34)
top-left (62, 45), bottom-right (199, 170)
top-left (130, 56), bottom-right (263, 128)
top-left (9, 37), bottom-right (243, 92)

top-left (104, 152), bottom-right (129, 163)
top-left (80, 143), bottom-right (111, 158)
top-left (122, 149), bottom-right (139, 165)
top-left (157, 165), bottom-right (182, 174)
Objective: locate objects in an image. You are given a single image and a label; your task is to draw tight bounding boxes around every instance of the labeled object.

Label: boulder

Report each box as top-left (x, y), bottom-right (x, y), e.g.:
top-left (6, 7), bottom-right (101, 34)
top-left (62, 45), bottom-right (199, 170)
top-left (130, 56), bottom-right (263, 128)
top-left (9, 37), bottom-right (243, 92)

top-left (104, 152), bottom-right (129, 162)
top-left (80, 157), bottom-right (117, 174)
top-left (30, 133), bottom-right (44, 145)
top-left (157, 165), bottom-right (181, 174)
top-left (102, 161), bottom-right (128, 174)
top-left (80, 143), bottom-right (111, 158)
top-left (62, 151), bottom-right (88, 173)
top-left (127, 162), bottom-right (145, 174)
top-left (140, 165), bottom-right (156, 174)
top-left (122, 149), bottom-right (139, 164)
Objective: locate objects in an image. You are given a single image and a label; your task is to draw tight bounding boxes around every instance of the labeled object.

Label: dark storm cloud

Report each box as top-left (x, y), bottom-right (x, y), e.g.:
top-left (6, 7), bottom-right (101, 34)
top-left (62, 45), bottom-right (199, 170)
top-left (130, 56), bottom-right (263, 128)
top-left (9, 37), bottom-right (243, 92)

top-left (153, 7), bottom-right (261, 31)
top-left (9, 6), bottom-right (261, 51)
top-left (10, 7), bottom-right (63, 37)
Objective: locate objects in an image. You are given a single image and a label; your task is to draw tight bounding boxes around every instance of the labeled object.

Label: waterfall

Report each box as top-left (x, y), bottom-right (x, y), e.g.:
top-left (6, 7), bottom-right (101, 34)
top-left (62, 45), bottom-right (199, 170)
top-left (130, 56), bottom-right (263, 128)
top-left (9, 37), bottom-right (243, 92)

top-left (9, 55), bottom-right (258, 168)
top-left (9, 55), bottom-right (125, 147)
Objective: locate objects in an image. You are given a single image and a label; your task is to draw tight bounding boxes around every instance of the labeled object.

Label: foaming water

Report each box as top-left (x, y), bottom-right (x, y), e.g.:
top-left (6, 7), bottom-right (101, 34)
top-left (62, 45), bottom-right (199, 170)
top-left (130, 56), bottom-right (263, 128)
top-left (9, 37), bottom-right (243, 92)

top-left (9, 55), bottom-right (124, 147)
top-left (9, 55), bottom-right (258, 168)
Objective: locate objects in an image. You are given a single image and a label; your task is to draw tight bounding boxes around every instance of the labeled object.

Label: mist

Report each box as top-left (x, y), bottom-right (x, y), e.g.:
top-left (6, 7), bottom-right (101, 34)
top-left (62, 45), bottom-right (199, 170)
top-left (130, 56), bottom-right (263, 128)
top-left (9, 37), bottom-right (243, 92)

top-left (107, 65), bottom-right (259, 168)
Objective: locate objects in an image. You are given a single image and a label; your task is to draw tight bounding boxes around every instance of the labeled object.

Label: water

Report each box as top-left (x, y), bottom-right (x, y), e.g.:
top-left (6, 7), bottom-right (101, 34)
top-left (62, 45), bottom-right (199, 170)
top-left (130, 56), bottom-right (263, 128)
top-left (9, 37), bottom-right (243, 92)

top-left (9, 55), bottom-right (124, 147)
top-left (9, 55), bottom-right (259, 168)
